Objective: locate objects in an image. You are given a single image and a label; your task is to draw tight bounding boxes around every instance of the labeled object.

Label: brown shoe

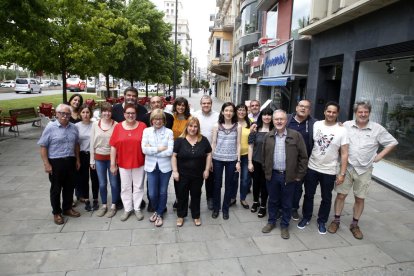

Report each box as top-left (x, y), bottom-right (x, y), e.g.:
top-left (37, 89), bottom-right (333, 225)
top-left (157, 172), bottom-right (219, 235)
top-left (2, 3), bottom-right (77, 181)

top-left (350, 224), bottom-right (363, 239)
top-left (63, 209), bottom-right (81, 217)
top-left (281, 227), bottom-right (290, 239)
top-left (53, 214), bottom-right (64, 225)
top-left (176, 217), bottom-right (184, 227)
top-left (194, 218), bottom-right (201, 226)
top-left (328, 221), bottom-right (340, 234)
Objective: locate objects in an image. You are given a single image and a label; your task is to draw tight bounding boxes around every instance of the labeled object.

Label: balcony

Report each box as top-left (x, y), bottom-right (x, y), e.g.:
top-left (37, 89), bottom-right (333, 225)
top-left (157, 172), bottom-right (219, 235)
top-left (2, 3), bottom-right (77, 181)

top-left (239, 31), bottom-right (261, 51)
top-left (209, 53), bottom-right (232, 77)
top-left (210, 15), bottom-right (236, 32)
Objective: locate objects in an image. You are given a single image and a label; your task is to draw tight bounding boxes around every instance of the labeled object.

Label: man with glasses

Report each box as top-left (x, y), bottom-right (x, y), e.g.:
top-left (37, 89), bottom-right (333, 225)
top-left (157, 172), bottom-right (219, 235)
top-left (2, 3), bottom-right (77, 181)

top-left (38, 104), bottom-right (81, 225)
top-left (248, 100), bottom-right (261, 123)
top-left (286, 100), bottom-right (316, 221)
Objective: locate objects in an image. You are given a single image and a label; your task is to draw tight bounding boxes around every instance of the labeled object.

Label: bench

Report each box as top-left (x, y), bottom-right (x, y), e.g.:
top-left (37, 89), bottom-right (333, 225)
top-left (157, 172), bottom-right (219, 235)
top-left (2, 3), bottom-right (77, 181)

top-left (9, 107), bottom-right (41, 127)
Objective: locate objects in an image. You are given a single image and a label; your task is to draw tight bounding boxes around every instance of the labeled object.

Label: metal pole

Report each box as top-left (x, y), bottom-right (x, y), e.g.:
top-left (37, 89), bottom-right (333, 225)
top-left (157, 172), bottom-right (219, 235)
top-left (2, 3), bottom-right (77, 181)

top-left (173, 0), bottom-right (178, 99)
top-left (188, 38), bottom-right (192, 98)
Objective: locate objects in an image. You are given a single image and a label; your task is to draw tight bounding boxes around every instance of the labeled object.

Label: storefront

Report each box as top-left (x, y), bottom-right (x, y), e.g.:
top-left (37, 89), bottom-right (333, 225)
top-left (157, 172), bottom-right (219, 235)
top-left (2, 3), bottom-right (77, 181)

top-left (258, 39), bottom-right (310, 112)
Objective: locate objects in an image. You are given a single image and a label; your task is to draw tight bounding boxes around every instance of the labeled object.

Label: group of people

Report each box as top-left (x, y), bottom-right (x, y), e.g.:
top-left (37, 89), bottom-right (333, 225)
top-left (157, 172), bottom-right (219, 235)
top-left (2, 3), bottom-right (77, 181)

top-left (38, 87), bottom-right (398, 240)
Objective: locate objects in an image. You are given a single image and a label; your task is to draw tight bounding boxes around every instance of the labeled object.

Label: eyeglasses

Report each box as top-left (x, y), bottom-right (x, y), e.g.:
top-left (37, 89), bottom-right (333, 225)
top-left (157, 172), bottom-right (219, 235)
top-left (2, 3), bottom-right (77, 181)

top-left (152, 118), bottom-right (163, 121)
top-left (57, 112), bottom-right (71, 117)
top-left (125, 112), bottom-right (136, 116)
top-left (298, 105), bottom-right (310, 109)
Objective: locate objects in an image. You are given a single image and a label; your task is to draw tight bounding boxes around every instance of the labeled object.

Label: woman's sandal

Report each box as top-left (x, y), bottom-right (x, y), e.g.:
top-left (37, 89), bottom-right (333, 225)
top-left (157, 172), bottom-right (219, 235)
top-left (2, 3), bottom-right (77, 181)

top-left (194, 218), bottom-right (201, 226)
top-left (176, 217), bottom-right (184, 227)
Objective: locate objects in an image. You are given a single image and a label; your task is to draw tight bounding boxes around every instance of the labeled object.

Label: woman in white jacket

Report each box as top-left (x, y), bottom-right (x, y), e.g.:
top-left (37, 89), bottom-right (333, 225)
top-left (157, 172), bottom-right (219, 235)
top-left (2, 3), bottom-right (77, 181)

top-left (142, 109), bottom-right (174, 227)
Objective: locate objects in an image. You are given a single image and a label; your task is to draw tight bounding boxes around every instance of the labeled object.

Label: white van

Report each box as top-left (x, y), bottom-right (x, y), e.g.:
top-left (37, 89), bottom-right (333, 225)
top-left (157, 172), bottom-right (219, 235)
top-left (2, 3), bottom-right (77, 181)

top-left (15, 78), bottom-right (42, 94)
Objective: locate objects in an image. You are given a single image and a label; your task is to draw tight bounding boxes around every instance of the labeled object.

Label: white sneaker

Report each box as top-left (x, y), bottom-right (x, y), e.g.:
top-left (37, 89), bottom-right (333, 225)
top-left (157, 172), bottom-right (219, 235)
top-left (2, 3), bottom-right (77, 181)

top-left (135, 210), bottom-right (144, 221)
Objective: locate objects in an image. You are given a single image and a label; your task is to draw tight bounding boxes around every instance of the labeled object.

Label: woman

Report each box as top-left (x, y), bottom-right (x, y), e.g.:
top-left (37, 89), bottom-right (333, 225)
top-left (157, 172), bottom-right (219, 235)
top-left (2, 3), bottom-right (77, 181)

top-left (142, 109), bottom-right (174, 227)
top-left (172, 117), bottom-right (212, 226)
top-left (75, 104), bottom-right (99, 211)
top-left (67, 93), bottom-right (83, 123)
top-left (211, 102), bottom-right (241, 220)
top-left (90, 102), bottom-right (119, 218)
top-left (110, 103), bottom-right (146, 222)
top-left (231, 103), bottom-right (251, 209)
top-left (248, 107), bottom-right (274, 218)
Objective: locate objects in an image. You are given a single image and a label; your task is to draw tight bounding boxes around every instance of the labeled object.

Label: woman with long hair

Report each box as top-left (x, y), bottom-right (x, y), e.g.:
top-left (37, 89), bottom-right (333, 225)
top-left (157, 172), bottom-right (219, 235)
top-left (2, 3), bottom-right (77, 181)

top-left (90, 102), bottom-right (119, 218)
top-left (172, 117), bottom-right (212, 226)
top-left (248, 107), bottom-right (274, 218)
top-left (110, 103), bottom-right (147, 222)
top-left (67, 93), bottom-right (83, 123)
top-left (211, 102), bottom-right (241, 220)
top-left (231, 103), bottom-right (251, 209)
top-left (142, 109), bottom-right (174, 227)
top-left (75, 104), bottom-right (99, 211)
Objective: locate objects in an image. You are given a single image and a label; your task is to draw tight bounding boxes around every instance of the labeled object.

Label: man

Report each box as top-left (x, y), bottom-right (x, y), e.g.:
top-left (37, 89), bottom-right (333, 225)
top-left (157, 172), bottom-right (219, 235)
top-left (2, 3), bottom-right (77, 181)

top-left (327, 101), bottom-right (397, 239)
top-left (38, 104), bottom-right (81, 225)
top-left (193, 95), bottom-right (219, 210)
top-left (261, 110), bottom-right (308, 239)
top-left (286, 100), bottom-right (316, 220)
top-left (142, 96), bottom-right (174, 129)
top-left (298, 101), bottom-right (348, 234)
top-left (112, 86), bottom-right (147, 209)
top-left (248, 100), bottom-right (261, 122)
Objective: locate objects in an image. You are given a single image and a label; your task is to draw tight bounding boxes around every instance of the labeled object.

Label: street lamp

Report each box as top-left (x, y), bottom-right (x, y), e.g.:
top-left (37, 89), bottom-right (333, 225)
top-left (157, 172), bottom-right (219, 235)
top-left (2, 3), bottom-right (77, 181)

top-left (173, 0), bottom-right (178, 99)
top-left (187, 38), bottom-right (192, 98)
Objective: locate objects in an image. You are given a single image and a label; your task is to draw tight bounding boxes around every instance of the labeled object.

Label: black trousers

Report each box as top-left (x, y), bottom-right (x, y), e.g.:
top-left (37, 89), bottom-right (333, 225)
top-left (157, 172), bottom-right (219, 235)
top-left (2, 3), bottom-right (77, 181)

top-left (252, 161), bottom-right (268, 207)
top-left (77, 151), bottom-right (99, 200)
top-left (204, 172), bottom-right (214, 200)
top-left (176, 174), bottom-right (204, 219)
top-left (49, 157), bottom-right (76, 215)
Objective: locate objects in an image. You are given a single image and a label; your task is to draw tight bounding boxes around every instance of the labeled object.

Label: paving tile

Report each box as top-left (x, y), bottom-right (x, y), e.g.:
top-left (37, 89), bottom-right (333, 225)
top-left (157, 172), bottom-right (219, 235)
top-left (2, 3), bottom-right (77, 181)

top-left (288, 248), bottom-right (353, 274)
top-left (295, 228), bottom-right (350, 250)
top-left (334, 244), bottom-right (395, 269)
top-left (239, 253), bottom-right (301, 275)
top-left (157, 241), bottom-right (210, 264)
top-left (221, 221), bottom-right (267, 238)
top-left (177, 224), bottom-right (226, 242)
top-left (232, 209), bottom-right (262, 223)
top-left (0, 251), bottom-right (48, 275)
top-left (25, 232), bottom-right (84, 251)
top-left (343, 266), bottom-right (387, 275)
top-left (109, 215), bottom-right (155, 230)
top-left (39, 248), bottom-right (103, 273)
top-left (100, 245), bottom-right (156, 268)
top-left (128, 258), bottom-right (244, 275)
top-left (385, 261), bottom-right (414, 275)
top-left (0, 234), bottom-right (34, 253)
top-left (131, 227), bottom-right (177, 245)
top-left (205, 237), bottom-right (261, 258)
top-left (62, 216), bottom-right (111, 232)
top-left (80, 229), bottom-right (132, 248)
top-left (67, 267), bottom-right (127, 276)
top-left (376, 240), bottom-right (414, 262)
top-left (252, 233), bottom-right (307, 254)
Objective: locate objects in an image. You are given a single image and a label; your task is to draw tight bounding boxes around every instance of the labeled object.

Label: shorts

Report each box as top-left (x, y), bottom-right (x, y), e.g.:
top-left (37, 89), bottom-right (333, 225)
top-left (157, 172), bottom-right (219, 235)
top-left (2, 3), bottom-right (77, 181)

top-left (335, 167), bottom-right (372, 199)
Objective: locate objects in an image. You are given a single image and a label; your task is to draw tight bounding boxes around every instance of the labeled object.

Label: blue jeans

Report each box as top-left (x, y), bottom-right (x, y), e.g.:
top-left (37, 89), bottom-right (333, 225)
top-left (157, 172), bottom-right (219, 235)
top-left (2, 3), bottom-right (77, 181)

top-left (231, 155), bottom-right (251, 201)
top-left (302, 168), bottom-right (336, 224)
top-left (266, 170), bottom-right (295, 227)
top-left (95, 160), bottom-right (120, 205)
top-left (213, 159), bottom-right (237, 214)
top-left (147, 164), bottom-right (171, 216)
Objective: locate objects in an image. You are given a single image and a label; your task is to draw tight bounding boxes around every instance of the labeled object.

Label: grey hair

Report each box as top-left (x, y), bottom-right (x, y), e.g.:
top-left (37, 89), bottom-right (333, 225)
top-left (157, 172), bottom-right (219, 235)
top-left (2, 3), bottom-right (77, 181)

top-left (200, 95), bottom-right (212, 104)
top-left (353, 100), bottom-right (372, 113)
top-left (273, 109), bottom-right (287, 117)
top-left (55, 103), bottom-right (71, 112)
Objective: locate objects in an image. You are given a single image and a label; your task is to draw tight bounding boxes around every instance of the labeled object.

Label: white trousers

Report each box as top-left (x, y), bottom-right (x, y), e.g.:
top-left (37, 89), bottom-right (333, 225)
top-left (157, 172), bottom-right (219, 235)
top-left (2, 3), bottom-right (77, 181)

top-left (119, 166), bottom-right (145, 212)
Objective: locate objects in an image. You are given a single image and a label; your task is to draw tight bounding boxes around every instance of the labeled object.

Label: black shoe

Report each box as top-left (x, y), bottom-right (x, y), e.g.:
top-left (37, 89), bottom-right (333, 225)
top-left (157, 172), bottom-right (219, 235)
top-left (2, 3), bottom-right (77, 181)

top-left (258, 207), bottom-right (266, 218)
top-left (229, 199), bottom-right (236, 207)
top-left (223, 213), bottom-right (229, 220)
top-left (84, 200), bottom-right (92, 212)
top-left (240, 200), bottom-right (249, 209)
top-left (173, 201), bottom-right (177, 211)
top-left (212, 210), bottom-right (219, 219)
top-left (92, 200), bottom-right (99, 211)
top-left (140, 199), bottom-right (146, 209)
top-left (207, 198), bottom-right (214, 210)
top-left (116, 201), bottom-right (124, 210)
top-left (251, 202), bottom-right (259, 213)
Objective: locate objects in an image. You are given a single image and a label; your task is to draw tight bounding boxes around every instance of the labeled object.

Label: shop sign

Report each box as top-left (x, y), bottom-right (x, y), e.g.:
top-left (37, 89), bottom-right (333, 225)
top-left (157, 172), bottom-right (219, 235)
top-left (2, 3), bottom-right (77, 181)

top-left (263, 41), bottom-right (291, 77)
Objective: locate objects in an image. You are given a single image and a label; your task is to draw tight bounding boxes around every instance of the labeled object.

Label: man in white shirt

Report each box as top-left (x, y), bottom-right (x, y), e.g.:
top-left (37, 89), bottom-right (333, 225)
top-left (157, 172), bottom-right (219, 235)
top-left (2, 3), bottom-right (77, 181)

top-left (327, 101), bottom-right (397, 239)
top-left (297, 101), bottom-right (348, 234)
top-left (193, 95), bottom-right (219, 210)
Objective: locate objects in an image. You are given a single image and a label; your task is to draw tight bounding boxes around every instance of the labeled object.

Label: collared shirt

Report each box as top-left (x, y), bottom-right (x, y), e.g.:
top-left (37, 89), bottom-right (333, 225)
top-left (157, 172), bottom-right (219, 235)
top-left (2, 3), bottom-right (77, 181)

top-left (193, 110), bottom-right (219, 144)
top-left (38, 120), bottom-right (79, 159)
top-left (248, 112), bottom-right (260, 123)
top-left (273, 129), bottom-right (287, 171)
top-left (288, 116), bottom-right (311, 155)
top-left (344, 120), bottom-right (398, 175)
top-left (141, 126), bottom-right (174, 173)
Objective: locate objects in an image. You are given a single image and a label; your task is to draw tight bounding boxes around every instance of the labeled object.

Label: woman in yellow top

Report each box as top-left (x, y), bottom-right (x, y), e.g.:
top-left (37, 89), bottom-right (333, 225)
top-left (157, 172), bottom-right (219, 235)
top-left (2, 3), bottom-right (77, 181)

top-left (171, 97), bottom-right (192, 210)
top-left (231, 103), bottom-right (251, 209)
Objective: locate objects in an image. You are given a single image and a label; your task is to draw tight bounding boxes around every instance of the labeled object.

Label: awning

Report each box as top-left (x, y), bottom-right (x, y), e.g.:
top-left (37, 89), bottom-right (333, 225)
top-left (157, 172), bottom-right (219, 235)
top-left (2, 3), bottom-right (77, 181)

top-left (258, 77), bottom-right (288, 86)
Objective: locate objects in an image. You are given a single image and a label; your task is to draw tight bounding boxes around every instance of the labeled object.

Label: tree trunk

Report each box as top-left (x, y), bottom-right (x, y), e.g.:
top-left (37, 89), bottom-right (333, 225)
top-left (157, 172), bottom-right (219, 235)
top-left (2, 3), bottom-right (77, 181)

top-left (105, 73), bottom-right (110, 98)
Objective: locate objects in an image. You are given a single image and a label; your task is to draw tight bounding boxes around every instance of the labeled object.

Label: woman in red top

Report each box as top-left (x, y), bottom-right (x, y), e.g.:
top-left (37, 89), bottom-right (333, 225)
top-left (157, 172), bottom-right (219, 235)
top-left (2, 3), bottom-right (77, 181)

top-left (110, 103), bottom-right (147, 222)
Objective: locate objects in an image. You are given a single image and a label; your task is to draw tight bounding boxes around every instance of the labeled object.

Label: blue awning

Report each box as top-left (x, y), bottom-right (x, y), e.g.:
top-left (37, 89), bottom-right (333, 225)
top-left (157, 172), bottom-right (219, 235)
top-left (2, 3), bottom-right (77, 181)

top-left (258, 77), bottom-right (288, 86)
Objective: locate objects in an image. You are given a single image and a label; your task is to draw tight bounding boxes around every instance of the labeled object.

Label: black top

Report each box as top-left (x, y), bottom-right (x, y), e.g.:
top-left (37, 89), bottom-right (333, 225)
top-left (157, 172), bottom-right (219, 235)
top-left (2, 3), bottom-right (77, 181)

top-left (111, 103), bottom-right (148, 123)
top-left (69, 116), bottom-right (81, 124)
top-left (173, 136), bottom-right (212, 178)
top-left (142, 111), bottom-right (174, 129)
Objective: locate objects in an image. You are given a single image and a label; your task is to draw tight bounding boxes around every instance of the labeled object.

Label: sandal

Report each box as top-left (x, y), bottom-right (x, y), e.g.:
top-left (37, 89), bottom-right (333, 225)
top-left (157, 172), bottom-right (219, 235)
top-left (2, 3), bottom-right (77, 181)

top-left (194, 218), bottom-right (201, 226)
top-left (176, 217), bottom-right (184, 227)
top-left (155, 216), bottom-right (163, 227)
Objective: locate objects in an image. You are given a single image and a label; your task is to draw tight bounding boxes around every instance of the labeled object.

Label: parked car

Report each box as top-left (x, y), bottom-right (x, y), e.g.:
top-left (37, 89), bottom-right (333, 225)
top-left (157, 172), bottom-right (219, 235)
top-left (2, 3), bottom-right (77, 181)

top-left (66, 77), bottom-right (86, 92)
top-left (15, 78), bottom-right (42, 94)
top-left (0, 80), bottom-right (15, 88)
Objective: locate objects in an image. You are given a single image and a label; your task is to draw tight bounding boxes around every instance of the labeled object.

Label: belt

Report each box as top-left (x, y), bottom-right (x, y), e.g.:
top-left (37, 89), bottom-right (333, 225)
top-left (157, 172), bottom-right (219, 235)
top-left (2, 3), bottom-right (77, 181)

top-left (80, 151), bottom-right (90, 155)
top-left (273, 170), bottom-right (286, 174)
top-left (50, 156), bottom-right (75, 161)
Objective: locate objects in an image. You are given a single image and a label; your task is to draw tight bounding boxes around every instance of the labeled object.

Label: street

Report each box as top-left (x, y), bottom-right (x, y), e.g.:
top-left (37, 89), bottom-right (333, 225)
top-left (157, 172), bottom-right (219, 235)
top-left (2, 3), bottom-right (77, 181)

top-left (0, 88), bottom-right (63, 101)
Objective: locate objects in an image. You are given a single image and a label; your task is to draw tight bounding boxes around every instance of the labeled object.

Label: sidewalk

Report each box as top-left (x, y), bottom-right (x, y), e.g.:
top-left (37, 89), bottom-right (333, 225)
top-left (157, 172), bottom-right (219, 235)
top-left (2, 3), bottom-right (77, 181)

top-left (0, 93), bottom-right (413, 275)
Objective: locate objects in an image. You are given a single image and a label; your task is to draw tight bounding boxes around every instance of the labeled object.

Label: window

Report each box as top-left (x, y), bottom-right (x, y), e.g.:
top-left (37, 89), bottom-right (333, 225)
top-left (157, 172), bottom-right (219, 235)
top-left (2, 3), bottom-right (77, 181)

top-left (215, 38), bottom-right (221, 58)
top-left (265, 5), bottom-right (277, 40)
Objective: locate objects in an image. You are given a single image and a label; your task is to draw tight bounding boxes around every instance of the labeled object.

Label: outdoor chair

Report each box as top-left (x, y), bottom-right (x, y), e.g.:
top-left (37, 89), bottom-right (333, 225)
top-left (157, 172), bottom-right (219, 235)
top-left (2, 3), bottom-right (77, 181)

top-left (0, 115), bottom-right (19, 136)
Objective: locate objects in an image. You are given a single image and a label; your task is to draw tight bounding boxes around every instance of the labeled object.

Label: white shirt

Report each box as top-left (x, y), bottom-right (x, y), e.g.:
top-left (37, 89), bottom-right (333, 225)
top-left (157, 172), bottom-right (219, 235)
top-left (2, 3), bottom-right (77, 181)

top-left (193, 110), bottom-right (219, 144)
top-left (141, 126), bottom-right (174, 173)
top-left (308, 121), bottom-right (348, 175)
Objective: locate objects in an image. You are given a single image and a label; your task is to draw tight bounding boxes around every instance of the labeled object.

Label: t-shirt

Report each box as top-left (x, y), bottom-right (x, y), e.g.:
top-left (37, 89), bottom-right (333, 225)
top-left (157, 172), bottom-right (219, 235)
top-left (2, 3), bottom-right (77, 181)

top-left (308, 121), bottom-right (348, 175)
top-left (109, 122), bottom-right (147, 169)
top-left (173, 136), bottom-right (212, 178)
top-left (75, 121), bottom-right (92, 152)
top-left (240, 126), bottom-right (250, 156)
top-left (172, 114), bottom-right (191, 140)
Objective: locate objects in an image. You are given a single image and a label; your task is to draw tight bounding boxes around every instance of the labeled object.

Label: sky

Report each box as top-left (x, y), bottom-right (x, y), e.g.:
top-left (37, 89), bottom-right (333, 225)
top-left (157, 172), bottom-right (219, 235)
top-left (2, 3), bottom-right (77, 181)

top-left (151, 0), bottom-right (217, 68)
